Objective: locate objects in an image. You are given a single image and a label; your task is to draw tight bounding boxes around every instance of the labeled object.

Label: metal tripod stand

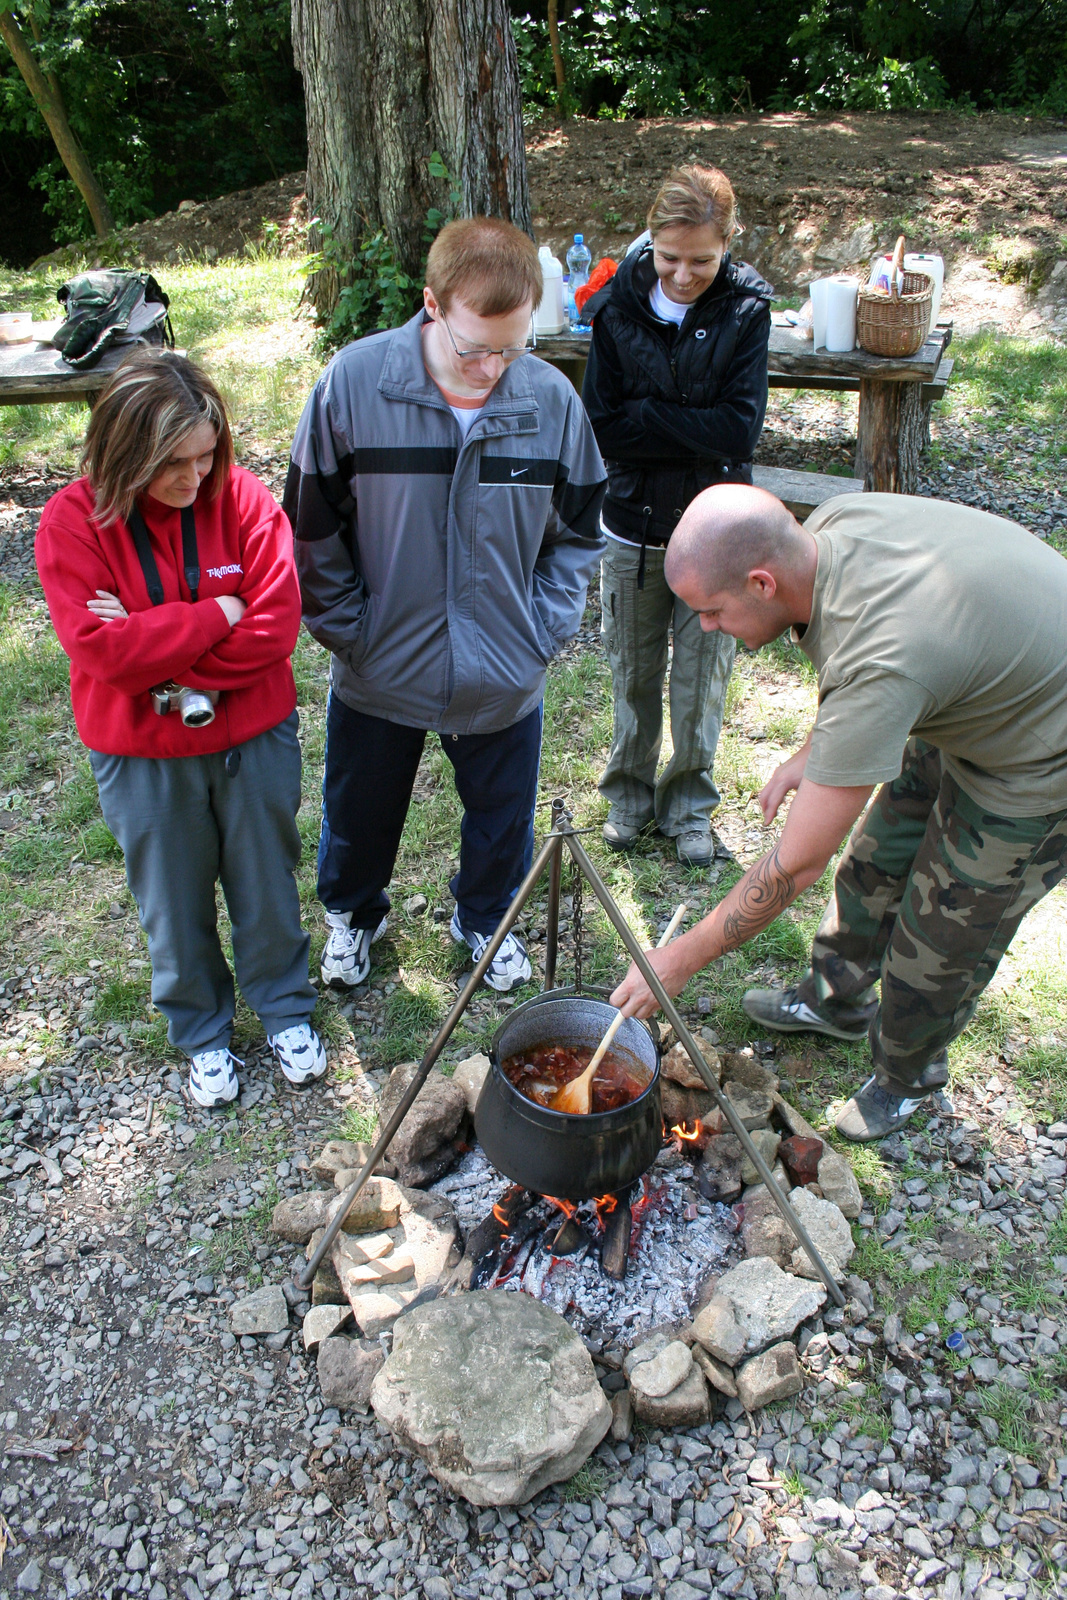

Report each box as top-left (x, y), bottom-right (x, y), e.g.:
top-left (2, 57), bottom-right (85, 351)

top-left (297, 802), bottom-right (845, 1306)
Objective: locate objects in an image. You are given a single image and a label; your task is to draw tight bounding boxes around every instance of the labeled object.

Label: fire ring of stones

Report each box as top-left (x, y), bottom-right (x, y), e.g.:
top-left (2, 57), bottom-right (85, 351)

top-left (239, 1039), bottom-right (865, 1504)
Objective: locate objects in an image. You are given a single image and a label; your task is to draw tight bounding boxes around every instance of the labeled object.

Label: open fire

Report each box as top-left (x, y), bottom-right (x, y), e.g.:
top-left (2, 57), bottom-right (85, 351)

top-left (432, 1130), bottom-right (740, 1342)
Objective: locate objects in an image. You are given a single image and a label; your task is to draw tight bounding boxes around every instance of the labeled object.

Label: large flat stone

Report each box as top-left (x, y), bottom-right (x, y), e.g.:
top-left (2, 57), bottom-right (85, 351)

top-left (691, 1295), bottom-right (746, 1367)
top-left (312, 1137), bottom-right (396, 1183)
top-left (317, 1336), bottom-right (384, 1410)
top-left (230, 1284), bottom-right (289, 1336)
top-left (690, 1343), bottom-right (738, 1398)
top-left (741, 1186), bottom-right (795, 1270)
top-left (271, 1190), bottom-right (333, 1245)
top-left (713, 1257), bottom-right (827, 1353)
top-left (628, 1340), bottom-right (693, 1399)
top-left (371, 1291), bottom-right (611, 1505)
top-left (736, 1341), bottom-right (804, 1410)
top-left (329, 1177), bottom-right (403, 1233)
top-left (786, 1186), bottom-right (855, 1280)
top-left (332, 1184), bottom-right (461, 1336)
top-left (661, 1037), bottom-right (720, 1091)
top-left (379, 1061), bottom-right (467, 1184)
top-left (724, 1081), bottom-right (774, 1130)
top-left (451, 1053), bottom-right (491, 1116)
top-left (302, 1304), bottom-right (352, 1353)
top-left (630, 1360), bottom-right (710, 1428)
top-left (817, 1148), bottom-right (863, 1220)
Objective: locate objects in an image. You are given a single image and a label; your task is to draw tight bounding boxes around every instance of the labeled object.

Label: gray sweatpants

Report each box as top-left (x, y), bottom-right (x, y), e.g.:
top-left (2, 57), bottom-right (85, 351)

top-left (90, 712), bottom-right (315, 1057)
top-left (599, 539), bottom-right (735, 836)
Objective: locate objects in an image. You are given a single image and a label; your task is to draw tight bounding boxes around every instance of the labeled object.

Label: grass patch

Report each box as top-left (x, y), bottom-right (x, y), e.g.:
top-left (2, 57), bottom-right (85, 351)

top-left (93, 975), bottom-right (151, 1024)
top-left (338, 1102), bottom-right (378, 1145)
top-left (204, 1180), bottom-right (280, 1275)
top-left (559, 1461), bottom-right (609, 1502)
top-left (379, 974), bottom-right (450, 1066)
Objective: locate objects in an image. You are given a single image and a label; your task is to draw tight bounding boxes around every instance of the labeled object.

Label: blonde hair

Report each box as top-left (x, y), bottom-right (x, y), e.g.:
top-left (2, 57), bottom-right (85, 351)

top-left (81, 349), bottom-right (234, 525)
top-left (648, 165), bottom-right (740, 242)
top-left (425, 216), bottom-right (542, 316)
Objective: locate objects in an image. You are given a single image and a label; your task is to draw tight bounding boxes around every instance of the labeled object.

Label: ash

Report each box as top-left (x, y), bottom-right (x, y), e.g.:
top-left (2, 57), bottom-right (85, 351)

top-left (432, 1146), bottom-right (741, 1341)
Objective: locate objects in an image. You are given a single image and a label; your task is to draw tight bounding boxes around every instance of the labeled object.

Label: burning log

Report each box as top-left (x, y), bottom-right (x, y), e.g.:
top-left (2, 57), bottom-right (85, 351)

top-left (600, 1186), bottom-right (633, 1280)
top-left (666, 1118), bottom-right (713, 1154)
top-left (444, 1184), bottom-right (535, 1293)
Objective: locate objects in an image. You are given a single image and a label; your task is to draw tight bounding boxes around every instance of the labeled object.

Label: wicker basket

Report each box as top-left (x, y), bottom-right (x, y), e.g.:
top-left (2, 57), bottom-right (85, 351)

top-left (856, 236), bottom-right (934, 358)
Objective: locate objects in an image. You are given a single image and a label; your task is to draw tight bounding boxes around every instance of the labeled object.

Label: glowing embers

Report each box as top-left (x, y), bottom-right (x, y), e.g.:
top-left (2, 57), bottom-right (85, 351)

top-left (464, 1180), bottom-right (651, 1288)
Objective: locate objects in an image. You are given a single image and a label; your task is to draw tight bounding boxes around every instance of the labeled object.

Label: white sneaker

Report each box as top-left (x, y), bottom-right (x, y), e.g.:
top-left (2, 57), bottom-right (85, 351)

top-left (320, 912), bottom-right (387, 988)
top-left (450, 908), bottom-right (532, 993)
top-left (188, 1048), bottom-right (240, 1109)
top-left (269, 1023), bottom-right (327, 1086)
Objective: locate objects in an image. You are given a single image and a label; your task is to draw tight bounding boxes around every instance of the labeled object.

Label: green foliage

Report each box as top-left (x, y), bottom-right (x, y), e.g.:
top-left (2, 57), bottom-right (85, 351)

top-left (1, 0), bottom-right (305, 257)
top-left (93, 974), bottom-right (150, 1024)
top-left (513, 0), bottom-right (1067, 118)
top-left (305, 153), bottom-right (459, 355)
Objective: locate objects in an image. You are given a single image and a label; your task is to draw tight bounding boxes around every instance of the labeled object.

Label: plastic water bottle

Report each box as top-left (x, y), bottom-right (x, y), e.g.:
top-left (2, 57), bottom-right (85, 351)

top-left (566, 233), bottom-right (592, 330)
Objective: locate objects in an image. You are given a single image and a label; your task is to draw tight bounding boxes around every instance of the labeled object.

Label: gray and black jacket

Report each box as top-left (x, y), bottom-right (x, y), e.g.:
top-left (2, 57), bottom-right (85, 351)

top-left (283, 310), bottom-right (606, 735)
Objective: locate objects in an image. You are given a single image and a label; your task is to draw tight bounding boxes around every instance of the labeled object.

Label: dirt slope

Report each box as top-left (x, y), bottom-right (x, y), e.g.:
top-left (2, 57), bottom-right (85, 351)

top-left (33, 112), bottom-right (1067, 335)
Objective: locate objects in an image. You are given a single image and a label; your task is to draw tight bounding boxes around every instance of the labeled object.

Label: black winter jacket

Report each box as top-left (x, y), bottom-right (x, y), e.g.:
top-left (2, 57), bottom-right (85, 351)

top-left (582, 245), bottom-right (773, 550)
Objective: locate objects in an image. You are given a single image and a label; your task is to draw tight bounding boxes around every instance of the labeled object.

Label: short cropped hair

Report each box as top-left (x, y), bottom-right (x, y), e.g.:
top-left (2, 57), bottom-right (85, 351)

top-left (648, 165), bottom-right (739, 242)
top-left (81, 349), bottom-right (234, 525)
top-left (425, 216), bottom-right (542, 316)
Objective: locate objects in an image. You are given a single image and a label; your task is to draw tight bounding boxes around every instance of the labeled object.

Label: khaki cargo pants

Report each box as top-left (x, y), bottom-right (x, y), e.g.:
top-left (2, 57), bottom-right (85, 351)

top-left (796, 738), bottom-right (1067, 1095)
top-left (599, 539), bottom-right (735, 836)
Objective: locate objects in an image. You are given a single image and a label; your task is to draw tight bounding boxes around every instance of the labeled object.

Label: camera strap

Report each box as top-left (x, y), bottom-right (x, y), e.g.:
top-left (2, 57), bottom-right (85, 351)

top-left (128, 504), bottom-right (200, 606)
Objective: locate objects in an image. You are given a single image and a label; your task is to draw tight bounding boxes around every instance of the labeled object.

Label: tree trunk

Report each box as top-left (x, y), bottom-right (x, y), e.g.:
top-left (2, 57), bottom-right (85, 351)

top-left (855, 378), bottom-right (924, 494)
top-left (547, 0), bottom-right (566, 102)
top-left (291, 0), bottom-right (531, 320)
top-left (0, 9), bottom-right (114, 238)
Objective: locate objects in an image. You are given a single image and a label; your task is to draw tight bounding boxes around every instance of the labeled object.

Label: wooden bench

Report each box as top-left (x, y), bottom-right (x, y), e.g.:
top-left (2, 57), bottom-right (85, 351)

top-left (534, 323), bottom-right (954, 497)
top-left (751, 464), bottom-right (864, 518)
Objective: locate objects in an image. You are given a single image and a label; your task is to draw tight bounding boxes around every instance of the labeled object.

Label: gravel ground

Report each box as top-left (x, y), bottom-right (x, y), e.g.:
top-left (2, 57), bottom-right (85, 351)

top-left (0, 1038), bottom-right (1064, 1600)
top-left (2, 391), bottom-right (1066, 1600)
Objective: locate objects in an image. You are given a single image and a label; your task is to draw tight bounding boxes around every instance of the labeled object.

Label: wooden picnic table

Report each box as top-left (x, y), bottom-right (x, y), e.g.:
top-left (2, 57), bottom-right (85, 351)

top-left (0, 334), bottom-right (130, 408)
top-left (534, 321), bottom-right (954, 496)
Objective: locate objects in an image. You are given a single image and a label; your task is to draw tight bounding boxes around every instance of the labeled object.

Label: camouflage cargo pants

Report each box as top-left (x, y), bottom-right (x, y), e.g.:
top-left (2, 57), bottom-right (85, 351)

top-left (795, 738), bottom-right (1067, 1096)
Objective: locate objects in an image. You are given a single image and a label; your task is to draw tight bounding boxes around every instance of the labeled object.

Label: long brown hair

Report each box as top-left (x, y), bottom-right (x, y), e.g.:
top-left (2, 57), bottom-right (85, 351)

top-left (81, 348), bottom-right (234, 525)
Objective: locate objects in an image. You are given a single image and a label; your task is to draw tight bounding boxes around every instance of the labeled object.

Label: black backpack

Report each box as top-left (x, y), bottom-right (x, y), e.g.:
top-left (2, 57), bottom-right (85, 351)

top-left (52, 270), bottom-right (175, 371)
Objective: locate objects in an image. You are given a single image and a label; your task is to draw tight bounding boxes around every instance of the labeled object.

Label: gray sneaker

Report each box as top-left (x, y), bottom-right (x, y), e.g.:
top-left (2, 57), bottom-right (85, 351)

top-left (676, 828), bottom-right (715, 867)
top-left (742, 985), bottom-right (869, 1042)
top-left (835, 1075), bottom-right (930, 1142)
top-left (603, 818), bottom-right (646, 852)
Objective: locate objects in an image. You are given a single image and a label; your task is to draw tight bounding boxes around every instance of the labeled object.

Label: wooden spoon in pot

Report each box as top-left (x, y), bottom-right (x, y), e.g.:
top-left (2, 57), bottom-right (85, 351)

top-left (550, 902), bottom-right (688, 1116)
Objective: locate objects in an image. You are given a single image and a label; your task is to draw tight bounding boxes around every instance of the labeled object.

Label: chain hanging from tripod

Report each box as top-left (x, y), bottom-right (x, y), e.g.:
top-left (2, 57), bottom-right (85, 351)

top-left (570, 857), bottom-right (583, 994)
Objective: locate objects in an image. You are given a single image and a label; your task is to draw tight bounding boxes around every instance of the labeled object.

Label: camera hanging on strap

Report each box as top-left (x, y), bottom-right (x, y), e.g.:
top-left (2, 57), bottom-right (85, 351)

top-left (127, 504), bottom-right (218, 728)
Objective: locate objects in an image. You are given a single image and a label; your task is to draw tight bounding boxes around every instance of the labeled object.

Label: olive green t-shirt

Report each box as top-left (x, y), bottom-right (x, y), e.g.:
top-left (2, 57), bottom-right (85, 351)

top-left (797, 494), bottom-right (1067, 817)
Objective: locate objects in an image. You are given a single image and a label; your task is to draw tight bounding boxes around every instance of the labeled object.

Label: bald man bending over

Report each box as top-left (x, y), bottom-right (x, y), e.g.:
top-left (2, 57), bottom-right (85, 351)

top-left (612, 484), bottom-right (1067, 1140)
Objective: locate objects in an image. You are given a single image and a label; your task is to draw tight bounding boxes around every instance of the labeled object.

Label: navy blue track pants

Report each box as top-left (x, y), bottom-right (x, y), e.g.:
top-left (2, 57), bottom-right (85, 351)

top-left (317, 696), bottom-right (542, 936)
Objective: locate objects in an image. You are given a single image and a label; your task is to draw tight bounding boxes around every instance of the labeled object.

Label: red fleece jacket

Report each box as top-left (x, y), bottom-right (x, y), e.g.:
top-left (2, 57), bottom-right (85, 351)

top-left (36, 467), bottom-right (301, 758)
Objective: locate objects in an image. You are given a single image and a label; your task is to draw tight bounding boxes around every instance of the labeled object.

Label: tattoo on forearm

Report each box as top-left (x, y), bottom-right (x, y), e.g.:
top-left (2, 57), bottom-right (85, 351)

top-left (720, 846), bottom-right (797, 950)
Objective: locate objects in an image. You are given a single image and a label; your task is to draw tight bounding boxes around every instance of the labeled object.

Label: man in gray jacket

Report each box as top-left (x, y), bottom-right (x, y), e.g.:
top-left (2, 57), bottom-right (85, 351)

top-left (284, 217), bottom-right (606, 992)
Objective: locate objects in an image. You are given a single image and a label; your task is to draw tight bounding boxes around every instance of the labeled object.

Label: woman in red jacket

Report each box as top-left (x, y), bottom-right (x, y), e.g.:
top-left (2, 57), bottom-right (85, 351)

top-left (36, 349), bottom-right (324, 1109)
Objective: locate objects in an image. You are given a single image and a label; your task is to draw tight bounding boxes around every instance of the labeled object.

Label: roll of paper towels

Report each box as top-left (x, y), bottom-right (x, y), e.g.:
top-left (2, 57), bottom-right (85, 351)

top-left (809, 278), bottom-right (831, 350)
top-left (904, 252), bottom-right (944, 329)
top-left (824, 275), bottom-right (858, 352)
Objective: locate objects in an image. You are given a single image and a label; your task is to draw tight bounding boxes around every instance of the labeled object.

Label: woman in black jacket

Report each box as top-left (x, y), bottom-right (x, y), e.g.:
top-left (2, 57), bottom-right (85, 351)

top-left (583, 165), bottom-right (772, 866)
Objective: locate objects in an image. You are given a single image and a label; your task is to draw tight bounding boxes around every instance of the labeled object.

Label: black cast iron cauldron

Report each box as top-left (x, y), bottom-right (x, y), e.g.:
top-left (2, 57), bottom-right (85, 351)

top-left (474, 990), bottom-right (662, 1203)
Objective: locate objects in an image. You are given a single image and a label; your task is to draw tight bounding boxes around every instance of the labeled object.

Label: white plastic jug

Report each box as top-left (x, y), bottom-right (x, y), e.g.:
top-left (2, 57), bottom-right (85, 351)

top-left (904, 252), bottom-right (944, 329)
top-left (535, 246), bottom-right (565, 335)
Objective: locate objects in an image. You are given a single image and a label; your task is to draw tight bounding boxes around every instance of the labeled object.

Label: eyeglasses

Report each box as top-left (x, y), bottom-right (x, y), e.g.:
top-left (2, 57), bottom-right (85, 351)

top-left (439, 312), bottom-right (536, 363)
